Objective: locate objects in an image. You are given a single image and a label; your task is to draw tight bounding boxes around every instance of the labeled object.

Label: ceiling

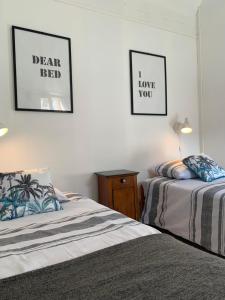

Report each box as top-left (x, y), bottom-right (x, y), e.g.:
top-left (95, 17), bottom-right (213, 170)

top-left (131, 0), bottom-right (203, 17)
top-left (55, 0), bottom-right (203, 37)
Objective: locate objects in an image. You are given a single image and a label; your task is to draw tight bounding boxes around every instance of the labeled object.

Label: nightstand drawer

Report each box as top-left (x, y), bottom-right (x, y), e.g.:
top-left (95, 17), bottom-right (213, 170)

top-left (112, 176), bottom-right (133, 189)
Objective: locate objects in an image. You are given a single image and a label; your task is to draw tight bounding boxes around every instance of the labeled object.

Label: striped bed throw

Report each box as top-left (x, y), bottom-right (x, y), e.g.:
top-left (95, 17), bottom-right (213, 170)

top-left (141, 176), bottom-right (225, 256)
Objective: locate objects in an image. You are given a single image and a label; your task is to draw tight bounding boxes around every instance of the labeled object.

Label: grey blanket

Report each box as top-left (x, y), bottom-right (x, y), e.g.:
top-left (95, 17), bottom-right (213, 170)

top-left (1, 234), bottom-right (225, 300)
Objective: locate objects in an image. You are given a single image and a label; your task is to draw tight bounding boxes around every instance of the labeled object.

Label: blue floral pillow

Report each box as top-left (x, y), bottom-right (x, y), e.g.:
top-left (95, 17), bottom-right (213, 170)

top-left (0, 170), bottom-right (62, 221)
top-left (183, 155), bottom-right (225, 182)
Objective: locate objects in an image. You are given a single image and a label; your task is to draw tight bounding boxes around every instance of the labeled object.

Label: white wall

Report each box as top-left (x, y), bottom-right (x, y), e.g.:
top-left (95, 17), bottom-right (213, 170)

top-left (198, 0), bottom-right (225, 166)
top-left (0, 0), bottom-right (200, 199)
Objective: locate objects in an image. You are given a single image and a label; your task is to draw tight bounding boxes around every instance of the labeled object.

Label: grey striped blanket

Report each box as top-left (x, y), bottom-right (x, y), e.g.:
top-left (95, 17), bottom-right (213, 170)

top-left (141, 176), bottom-right (225, 256)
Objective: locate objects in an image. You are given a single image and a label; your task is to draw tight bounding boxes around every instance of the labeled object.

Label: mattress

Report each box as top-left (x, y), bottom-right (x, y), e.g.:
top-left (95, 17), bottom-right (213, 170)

top-left (0, 196), bottom-right (159, 279)
top-left (141, 176), bottom-right (225, 256)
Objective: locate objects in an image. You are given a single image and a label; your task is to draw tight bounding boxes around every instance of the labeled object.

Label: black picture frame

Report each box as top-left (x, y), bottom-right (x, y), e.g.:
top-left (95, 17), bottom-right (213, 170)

top-left (12, 26), bottom-right (73, 113)
top-left (129, 50), bottom-right (167, 116)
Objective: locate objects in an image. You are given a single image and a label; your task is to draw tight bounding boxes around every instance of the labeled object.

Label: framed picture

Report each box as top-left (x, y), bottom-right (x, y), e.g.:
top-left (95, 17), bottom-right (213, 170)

top-left (129, 50), bottom-right (167, 116)
top-left (12, 26), bottom-right (73, 113)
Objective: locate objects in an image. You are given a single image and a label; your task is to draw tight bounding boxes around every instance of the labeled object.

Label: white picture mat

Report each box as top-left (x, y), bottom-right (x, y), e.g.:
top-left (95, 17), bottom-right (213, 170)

top-left (131, 51), bottom-right (167, 115)
top-left (14, 28), bottom-right (72, 112)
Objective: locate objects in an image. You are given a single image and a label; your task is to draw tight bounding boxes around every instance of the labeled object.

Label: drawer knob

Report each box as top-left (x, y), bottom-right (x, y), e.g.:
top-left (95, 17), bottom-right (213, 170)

top-left (121, 178), bottom-right (127, 183)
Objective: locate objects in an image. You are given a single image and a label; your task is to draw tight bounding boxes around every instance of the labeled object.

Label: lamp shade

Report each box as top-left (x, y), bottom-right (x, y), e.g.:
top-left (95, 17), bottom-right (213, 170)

top-left (180, 118), bottom-right (192, 134)
top-left (0, 123), bottom-right (8, 137)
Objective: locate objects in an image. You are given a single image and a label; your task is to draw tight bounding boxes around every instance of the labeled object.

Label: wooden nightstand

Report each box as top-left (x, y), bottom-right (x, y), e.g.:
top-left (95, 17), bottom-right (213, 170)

top-left (95, 170), bottom-right (139, 220)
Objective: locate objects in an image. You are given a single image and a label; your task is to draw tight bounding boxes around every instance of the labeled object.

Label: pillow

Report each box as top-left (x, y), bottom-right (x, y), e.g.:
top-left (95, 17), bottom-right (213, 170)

top-left (54, 188), bottom-right (71, 203)
top-left (183, 155), bottom-right (225, 182)
top-left (155, 159), bottom-right (197, 180)
top-left (55, 188), bottom-right (83, 202)
top-left (0, 170), bottom-right (62, 221)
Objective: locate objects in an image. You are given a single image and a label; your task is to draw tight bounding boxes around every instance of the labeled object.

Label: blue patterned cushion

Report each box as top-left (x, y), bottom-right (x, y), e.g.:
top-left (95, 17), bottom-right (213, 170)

top-left (183, 155), bottom-right (225, 182)
top-left (0, 170), bottom-right (62, 221)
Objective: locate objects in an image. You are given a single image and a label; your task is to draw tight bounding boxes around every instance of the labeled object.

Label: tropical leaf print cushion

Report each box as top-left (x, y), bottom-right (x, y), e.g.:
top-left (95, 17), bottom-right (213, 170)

top-left (183, 155), bottom-right (225, 182)
top-left (0, 170), bottom-right (62, 221)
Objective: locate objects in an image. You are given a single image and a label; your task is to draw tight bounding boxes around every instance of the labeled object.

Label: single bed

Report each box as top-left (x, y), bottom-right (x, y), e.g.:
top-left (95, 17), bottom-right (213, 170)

top-left (141, 176), bottom-right (225, 257)
top-left (2, 193), bottom-right (225, 299)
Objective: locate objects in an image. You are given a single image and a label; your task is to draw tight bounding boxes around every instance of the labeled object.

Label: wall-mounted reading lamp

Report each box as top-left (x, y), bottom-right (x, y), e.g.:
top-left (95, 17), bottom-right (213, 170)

top-left (173, 118), bottom-right (192, 135)
top-left (173, 118), bottom-right (192, 158)
top-left (0, 123), bottom-right (8, 137)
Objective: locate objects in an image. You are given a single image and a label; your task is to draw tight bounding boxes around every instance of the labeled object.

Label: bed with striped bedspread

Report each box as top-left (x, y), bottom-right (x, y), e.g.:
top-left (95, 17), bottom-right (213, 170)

top-left (141, 176), bottom-right (225, 256)
top-left (0, 194), bottom-right (158, 279)
top-left (3, 192), bottom-right (225, 299)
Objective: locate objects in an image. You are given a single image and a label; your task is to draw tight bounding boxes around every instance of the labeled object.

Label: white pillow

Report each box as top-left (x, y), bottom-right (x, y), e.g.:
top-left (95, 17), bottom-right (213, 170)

top-left (54, 188), bottom-right (71, 203)
top-left (55, 189), bottom-right (83, 202)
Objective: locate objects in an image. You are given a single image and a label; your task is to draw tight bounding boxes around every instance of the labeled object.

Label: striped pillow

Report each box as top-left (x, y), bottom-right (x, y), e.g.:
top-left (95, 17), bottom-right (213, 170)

top-left (155, 160), bottom-right (197, 180)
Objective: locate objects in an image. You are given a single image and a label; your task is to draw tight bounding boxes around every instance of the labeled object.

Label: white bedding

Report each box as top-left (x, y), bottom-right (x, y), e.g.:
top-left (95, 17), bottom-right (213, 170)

top-left (0, 197), bottom-right (159, 279)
